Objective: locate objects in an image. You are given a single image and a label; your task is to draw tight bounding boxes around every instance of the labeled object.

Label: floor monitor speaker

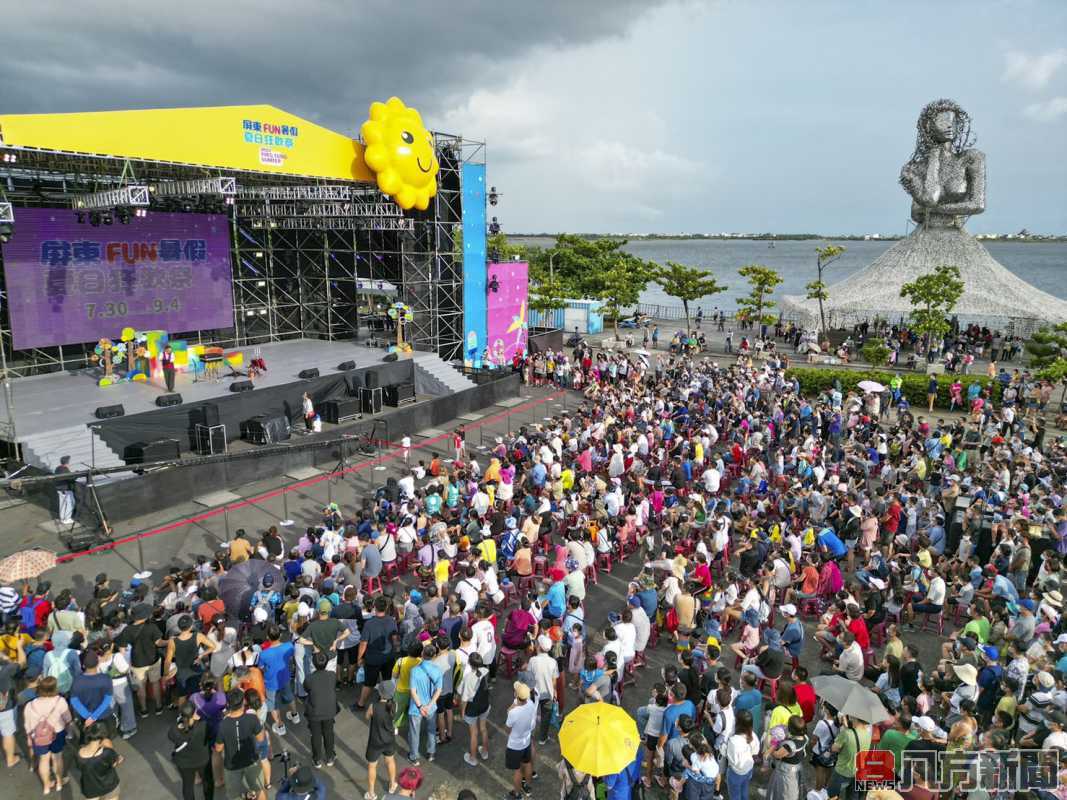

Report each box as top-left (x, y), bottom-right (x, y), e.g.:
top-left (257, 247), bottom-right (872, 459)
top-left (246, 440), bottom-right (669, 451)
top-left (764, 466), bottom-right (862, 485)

top-left (381, 353), bottom-right (398, 362)
top-left (156, 393), bottom-right (183, 407)
top-left (124, 438), bottom-right (181, 464)
top-left (299, 368), bottom-right (320, 380)
top-left (337, 360), bottom-right (356, 371)
top-left (230, 380), bottom-right (254, 393)
top-left (94, 404), bottom-right (124, 419)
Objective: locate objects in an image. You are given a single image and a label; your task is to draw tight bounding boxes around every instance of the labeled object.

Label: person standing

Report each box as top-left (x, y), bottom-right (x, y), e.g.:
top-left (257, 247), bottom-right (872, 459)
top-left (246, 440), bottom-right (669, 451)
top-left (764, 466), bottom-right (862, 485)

top-left (504, 681), bottom-right (538, 800)
top-left (169, 702), bottom-right (214, 800)
top-left (161, 345), bottom-right (176, 392)
top-left (406, 643), bottom-right (443, 765)
top-left (528, 635), bottom-right (559, 746)
top-left (115, 603), bottom-right (165, 718)
top-left (355, 596), bottom-right (398, 711)
top-left (724, 709), bottom-right (759, 800)
top-left (302, 392), bottom-right (315, 431)
top-left (215, 690), bottom-right (266, 800)
top-left (363, 680), bottom-right (399, 800)
top-left (55, 455), bottom-right (75, 525)
top-left (74, 724), bottom-right (123, 800)
top-left (303, 652), bottom-right (338, 768)
top-left (23, 676), bottom-right (73, 793)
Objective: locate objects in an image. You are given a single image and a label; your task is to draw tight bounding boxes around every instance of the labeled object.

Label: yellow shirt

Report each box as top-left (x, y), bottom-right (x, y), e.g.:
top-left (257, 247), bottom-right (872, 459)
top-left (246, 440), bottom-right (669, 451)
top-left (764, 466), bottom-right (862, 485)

top-left (478, 539), bottom-right (497, 565)
top-left (435, 559), bottom-right (451, 585)
top-left (393, 656), bottom-right (422, 693)
top-left (561, 469), bottom-right (575, 490)
top-left (769, 702), bottom-right (803, 731)
top-left (0, 632), bottom-right (30, 661)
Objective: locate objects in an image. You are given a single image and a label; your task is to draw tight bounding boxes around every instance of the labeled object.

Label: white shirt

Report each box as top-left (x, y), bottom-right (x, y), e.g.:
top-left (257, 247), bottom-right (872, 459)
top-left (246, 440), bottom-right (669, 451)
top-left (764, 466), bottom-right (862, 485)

top-left (614, 622), bottom-right (637, 662)
top-left (702, 467), bottom-right (721, 493)
top-left (926, 576), bottom-right (947, 606)
top-left (528, 653), bottom-right (559, 700)
top-left (631, 606), bottom-right (651, 652)
top-left (457, 577), bottom-right (482, 613)
top-left (471, 617), bottom-right (496, 663)
top-left (398, 475), bottom-right (415, 499)
top-left (506, 700), bottom-right (538, 749)
top-left (726, 733), bottom-right (758, 774)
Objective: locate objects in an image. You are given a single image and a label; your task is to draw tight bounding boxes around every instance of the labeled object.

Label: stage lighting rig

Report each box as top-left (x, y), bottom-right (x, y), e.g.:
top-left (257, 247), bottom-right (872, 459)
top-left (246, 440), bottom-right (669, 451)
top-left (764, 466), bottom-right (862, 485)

top-left (488, 186), bottom-right (500, 206)
top-left (72, 185), bottom-right (150, 212)
top-left (489, 216), bottom-right (501, 235)
top-left (102, 211), bottom-right (113, 226)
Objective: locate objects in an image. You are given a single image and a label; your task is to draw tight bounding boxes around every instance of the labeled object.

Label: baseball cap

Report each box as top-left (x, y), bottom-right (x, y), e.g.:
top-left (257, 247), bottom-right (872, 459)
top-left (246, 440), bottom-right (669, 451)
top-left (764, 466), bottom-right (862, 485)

top-left (398, 767), bottom-right (424, 791)
top-left (514, 681), bottom-right (531, 701)
top-left (778, 603), bottom-right (797, 617)
top-left (317, 599), bottom-right (332, 614)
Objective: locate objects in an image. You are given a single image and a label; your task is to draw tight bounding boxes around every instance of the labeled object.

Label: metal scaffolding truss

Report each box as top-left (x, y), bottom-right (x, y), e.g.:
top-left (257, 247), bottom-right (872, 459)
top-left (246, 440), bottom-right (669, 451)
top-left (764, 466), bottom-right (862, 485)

top-left (0, 131), bottom-right (483, 376)
top-left (72, 184), bottom-right (150, 210)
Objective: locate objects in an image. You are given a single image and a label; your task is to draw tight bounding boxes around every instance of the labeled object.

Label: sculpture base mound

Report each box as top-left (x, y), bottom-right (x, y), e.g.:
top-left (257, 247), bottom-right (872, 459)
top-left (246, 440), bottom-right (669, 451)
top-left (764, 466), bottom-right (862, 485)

top-left (781, 223), bottom-right (1067, 332)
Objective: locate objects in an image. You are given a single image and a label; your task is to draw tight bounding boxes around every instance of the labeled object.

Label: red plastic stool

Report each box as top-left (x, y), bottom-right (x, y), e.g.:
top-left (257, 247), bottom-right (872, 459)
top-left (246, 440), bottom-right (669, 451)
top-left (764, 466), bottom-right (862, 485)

top-left (597, 552), bottom-right (613, 573)
top-left (533, 556), bottom-right (548, 576)
top-left (585, 563), bottom-right (599, 585)
top-left (500, 582), bottom-right (518, 609)
top-left (648, 624), bottom-right (660, 649)
top-left (499, 646), bottom-right (519, 678)
top-left (517, 574), bottom-right (536, 596)
top-left (363, 575), bottom-right (383, 595)
top-left (759, 676), bottom-right (779, 703)
top-left (382, 561), bottom-right (400, 582)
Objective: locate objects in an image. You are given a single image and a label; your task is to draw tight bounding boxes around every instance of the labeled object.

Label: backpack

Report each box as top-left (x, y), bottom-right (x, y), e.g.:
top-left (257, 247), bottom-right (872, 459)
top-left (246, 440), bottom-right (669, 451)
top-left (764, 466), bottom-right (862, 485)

top-left (466, 671), bottom-right (490, 717)
top-left (45, 650), bottom-right (74, 693)
top-left (30, 698), bottom-right (62, 748)
top-left (20, 598), bottom-right (44, 633)
top-left (564, 761), bottom-right (592, 800)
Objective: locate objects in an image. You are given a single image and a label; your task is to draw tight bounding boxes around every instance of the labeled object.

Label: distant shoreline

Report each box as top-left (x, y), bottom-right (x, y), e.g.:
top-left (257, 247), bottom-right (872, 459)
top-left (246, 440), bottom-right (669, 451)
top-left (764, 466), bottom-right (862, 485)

top-left (510, 233), bottom-right (1067, 243)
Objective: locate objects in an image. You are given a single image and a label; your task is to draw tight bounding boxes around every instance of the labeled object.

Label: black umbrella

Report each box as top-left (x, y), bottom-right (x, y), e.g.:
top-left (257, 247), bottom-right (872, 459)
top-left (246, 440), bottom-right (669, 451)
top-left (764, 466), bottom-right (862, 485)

top-left (219, 559), bottom-right (284, 619)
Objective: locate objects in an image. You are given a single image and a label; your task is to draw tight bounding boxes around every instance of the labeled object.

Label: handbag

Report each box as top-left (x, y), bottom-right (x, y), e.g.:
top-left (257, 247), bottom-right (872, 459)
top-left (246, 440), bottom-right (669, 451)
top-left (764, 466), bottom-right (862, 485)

top-left (549, 700), bottom-right (562, 731)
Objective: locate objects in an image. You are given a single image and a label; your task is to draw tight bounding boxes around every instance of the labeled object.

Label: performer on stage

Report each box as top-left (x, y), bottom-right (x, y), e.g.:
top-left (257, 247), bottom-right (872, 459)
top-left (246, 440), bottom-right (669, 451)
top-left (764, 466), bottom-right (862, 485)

top-left (302, 392), bottom-right (315, 431)
top-left (55, 455), bottom-right (75, 524)
top-left (161, 344), bottom-right (176, 392)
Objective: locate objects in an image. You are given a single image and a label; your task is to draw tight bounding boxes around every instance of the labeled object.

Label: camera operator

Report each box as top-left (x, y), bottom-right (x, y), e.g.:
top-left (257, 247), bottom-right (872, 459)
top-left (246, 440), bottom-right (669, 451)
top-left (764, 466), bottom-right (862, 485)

top-left (275, 763), bottom-right (325, 800)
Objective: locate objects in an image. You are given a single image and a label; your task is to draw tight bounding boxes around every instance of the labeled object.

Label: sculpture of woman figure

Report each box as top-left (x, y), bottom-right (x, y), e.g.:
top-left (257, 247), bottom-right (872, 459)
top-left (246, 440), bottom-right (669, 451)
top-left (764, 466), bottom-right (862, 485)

top-left (899, 98), bottom-right (986, 226)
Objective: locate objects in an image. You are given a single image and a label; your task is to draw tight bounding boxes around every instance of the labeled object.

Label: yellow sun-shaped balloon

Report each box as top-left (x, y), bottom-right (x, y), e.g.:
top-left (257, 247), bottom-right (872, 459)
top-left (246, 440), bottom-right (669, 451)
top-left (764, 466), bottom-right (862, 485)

top-left (360, 97), bottom-right (439, 211)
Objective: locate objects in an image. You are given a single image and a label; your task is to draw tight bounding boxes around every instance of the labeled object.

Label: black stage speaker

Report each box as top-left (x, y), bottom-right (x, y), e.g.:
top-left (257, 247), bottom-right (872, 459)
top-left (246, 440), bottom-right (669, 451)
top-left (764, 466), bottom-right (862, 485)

top-left (156, 393), bottom-right (183, 407)
top-left (383, 383), bottom-right (416, 407)
top-left (230, 380), bottom-right (254, 393)
top-left (345, 373), bottom-right (362, 395)
top-left (364, 369), bottom-right (379, 389)
top-left (320, 398), bottom-right (363, 424)
top-left (360, 386), bottom-right (383, 415)
top-left (240, 415), bottom-right (291, 444)
top-left (337, 360), bottom-right (356, 372)
top-left (94, 404), bottom-right (124, 419)
top-left (124, 438), bottom-right (181, 464)
top-left (299, 368), bottom-right (320, 380)
top-left (64, 530), bottom-right (102, 553)
top-left (382, 353), bottom-right (398, 362)
top-left (202, 403), bottom-right (221, 427)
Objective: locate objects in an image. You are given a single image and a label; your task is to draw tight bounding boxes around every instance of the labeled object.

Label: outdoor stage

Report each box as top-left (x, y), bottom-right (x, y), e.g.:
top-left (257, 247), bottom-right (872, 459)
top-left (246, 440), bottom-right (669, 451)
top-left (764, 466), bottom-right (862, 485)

top-left (0, 337), bottom-right (485, 475)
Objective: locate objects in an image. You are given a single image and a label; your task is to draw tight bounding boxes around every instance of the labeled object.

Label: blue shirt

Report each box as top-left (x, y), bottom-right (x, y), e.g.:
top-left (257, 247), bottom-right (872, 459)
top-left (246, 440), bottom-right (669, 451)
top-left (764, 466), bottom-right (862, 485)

top-left (662, 700), bottom-right (697, 741)
top-left (530, 462), bottom-right (547, 488)
top-left (408, 660), bottom-right (443, 717)
top-left (781, 621), bottom-right (804, 658)
top-left (734, 688), bottom-right (764, 736)
top-left (992, 574), bottom-right (1019, 603)
top-left (928, 525), bottom-right (946, 555)
top-left (259, 641), bottom-right (294, 691)
top-left (817, 529), bottom-right (847, 558)
top-left (545, 581), bottom-right (567, 618)
top-left (424, 494), bottom-right (442, 515)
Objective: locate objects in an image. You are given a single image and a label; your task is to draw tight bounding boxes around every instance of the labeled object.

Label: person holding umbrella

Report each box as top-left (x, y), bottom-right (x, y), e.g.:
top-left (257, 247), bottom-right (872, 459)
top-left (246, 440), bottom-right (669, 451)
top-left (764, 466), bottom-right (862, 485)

top-left (827, 713), bottom-right (871, 800)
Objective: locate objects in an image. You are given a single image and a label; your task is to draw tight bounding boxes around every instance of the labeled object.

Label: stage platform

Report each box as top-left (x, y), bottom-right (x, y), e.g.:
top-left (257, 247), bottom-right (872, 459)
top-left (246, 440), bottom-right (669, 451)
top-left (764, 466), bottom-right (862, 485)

top-left (0, 339), bottom-right (478, 476)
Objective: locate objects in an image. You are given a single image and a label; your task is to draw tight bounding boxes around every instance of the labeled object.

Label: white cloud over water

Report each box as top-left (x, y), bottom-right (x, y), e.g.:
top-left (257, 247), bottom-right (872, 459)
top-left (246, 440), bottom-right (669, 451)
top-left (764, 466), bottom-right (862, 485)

top-left (1003, 48), bottom-right (1067, 91)
top-left (1024, 96), bottom-right (1067, 121)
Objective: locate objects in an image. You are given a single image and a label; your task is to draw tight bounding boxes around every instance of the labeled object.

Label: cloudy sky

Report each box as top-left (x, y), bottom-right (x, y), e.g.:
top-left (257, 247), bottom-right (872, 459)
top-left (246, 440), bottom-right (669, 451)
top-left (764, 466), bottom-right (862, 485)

top-left (2, 0), bottom-right (1066, 234)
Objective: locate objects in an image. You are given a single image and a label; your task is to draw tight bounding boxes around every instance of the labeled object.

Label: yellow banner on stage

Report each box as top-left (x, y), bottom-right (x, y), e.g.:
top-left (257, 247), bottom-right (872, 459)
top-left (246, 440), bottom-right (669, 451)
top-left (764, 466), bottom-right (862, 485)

top-left (0, 104), bottom-right (376, 183)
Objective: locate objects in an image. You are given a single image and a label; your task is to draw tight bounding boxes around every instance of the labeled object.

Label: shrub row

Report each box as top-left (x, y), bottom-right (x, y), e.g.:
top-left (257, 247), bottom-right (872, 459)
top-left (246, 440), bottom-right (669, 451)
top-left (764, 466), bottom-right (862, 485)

top-left (784, 367), bottom-right (1002, 410)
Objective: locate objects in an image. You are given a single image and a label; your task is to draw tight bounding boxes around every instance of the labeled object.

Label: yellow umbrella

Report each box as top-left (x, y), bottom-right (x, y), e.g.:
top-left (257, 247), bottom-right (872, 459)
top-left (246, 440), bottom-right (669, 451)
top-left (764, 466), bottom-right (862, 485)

top-left (558, 702), bottom-right (640, 777)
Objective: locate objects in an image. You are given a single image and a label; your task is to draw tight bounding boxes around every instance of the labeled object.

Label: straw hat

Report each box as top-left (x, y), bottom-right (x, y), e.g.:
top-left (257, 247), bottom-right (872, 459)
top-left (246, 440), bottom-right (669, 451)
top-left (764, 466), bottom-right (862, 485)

top-left (952, 664), bottom-right (978, 686)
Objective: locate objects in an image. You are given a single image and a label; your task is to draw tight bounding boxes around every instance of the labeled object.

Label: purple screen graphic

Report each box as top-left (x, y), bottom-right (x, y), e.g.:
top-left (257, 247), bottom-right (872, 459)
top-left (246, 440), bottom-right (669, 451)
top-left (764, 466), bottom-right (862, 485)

top-left (1, 208), bottom-right (235, 350)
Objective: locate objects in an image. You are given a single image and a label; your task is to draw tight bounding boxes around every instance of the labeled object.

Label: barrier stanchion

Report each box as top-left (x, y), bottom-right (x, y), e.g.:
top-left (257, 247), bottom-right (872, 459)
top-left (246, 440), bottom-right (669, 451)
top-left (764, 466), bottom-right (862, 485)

top-left (223, 505), bottom-right (231, 540)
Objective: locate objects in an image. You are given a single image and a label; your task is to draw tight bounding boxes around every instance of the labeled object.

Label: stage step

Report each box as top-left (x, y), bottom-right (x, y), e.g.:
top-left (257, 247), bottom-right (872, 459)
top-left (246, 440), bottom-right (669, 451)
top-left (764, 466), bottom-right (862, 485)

top-left (411, 352), bottom-right (477, 395)
top-left (21, 425), bottom-right (126, 475)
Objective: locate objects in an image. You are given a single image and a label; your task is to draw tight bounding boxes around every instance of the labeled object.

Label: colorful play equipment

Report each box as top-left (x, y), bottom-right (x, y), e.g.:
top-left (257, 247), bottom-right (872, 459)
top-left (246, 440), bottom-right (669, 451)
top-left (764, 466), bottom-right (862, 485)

top-left (93, 327), bottom-right (247, 387)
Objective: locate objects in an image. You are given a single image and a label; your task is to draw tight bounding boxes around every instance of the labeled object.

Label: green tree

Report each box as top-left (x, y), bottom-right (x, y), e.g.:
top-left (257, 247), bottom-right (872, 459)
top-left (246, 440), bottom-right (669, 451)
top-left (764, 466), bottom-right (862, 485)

top-left (654, 261), bottom-right (726, 332)
top-left (806, 244), bottom-right (845, 337)
top-left (899, 265), bottom-right (965, 356)
top-left (861, 339), bottom-right (891, 367)
top-left (736, 264), bottom-right (784, 328)
top-left (1026, 323), bottom-right (1067, 369)
top-left (528, 273), bottom-right (568, 319)
top-left (598, 258), bottom-right (656, 340)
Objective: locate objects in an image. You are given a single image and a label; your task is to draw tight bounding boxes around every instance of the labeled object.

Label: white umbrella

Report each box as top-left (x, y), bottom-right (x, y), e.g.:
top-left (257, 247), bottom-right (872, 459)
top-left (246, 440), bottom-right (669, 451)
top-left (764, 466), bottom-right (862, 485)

top-left (857, 380), bottom-right (886, 393)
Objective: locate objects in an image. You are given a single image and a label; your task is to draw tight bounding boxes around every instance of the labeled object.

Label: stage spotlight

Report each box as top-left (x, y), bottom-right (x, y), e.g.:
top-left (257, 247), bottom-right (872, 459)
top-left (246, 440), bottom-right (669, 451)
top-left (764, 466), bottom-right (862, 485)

top-left (487, 274), bottom-right (500, 294)
top-left (89, 212), bottom-right (101, 227)
top-left (134, 208), bottom-right (148, 218)
top-left (116, 207), bottom-right (131, 225)
top-left (0, 222), bottom-right (13, 243)
top-left (489, 216), bottom-right (501, 235)
top-left (75, 212), bottom-right (85, 225)
top-left (102, 211), bottom-right (113, 226)
top-left (488, 186), bottom-right (499, 206)
top-left (181, 199), bottom-right (194, 213)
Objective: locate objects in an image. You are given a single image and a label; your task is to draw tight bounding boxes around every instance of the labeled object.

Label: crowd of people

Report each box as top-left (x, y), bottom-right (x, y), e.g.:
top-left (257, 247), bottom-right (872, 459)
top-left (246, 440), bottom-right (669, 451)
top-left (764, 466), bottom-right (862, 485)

top-left (2, 338), bottom-right (1067, 800)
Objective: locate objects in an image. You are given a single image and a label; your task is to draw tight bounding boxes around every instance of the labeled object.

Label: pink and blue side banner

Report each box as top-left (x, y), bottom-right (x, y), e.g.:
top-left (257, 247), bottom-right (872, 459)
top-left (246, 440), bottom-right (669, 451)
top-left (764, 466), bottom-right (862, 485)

top-left (461, 163), bottom-right (487, 366)
top-left (486, 260), bottom-right (528, 367)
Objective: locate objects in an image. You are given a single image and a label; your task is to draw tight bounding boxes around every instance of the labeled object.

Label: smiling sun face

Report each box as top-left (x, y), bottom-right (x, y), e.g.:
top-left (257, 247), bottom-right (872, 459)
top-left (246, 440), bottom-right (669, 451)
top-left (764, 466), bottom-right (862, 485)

top-left (360, 97), bottom-right (439, 210)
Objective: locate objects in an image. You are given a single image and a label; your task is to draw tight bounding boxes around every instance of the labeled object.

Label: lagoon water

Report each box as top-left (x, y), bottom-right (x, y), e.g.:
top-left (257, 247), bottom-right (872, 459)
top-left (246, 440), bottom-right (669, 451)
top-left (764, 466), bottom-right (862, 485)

top-left (513, 236), bottom-right (1067, 311)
